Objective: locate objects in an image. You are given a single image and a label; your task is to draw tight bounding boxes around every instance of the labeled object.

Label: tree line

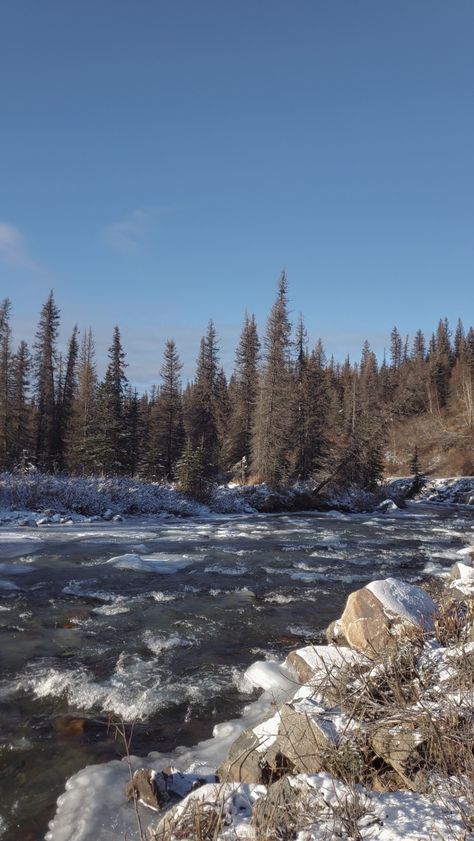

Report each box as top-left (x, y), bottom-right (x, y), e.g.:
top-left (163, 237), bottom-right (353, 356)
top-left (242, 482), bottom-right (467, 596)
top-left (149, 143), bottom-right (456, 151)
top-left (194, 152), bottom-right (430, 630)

top-left (0, 273), bottom-right (472, 491)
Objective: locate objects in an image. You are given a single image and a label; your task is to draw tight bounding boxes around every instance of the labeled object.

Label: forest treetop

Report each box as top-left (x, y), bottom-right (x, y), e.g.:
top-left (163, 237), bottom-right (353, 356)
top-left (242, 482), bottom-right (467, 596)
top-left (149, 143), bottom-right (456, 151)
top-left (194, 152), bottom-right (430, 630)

top-left (0, 274), bottom-right (472, 488)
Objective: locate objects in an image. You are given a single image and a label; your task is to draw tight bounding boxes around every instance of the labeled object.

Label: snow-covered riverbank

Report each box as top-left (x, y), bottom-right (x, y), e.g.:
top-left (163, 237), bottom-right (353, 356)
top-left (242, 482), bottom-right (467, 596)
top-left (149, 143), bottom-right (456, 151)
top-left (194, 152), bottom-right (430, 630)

top-left (0, 472), bottom-right (473, 528)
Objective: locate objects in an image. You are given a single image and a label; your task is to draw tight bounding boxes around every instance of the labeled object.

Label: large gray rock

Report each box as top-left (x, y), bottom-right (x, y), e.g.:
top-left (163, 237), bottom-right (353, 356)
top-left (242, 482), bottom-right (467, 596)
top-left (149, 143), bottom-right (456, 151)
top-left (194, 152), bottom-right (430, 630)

top-left (275, 702), bottom-right (331, 774)
top-left (339, 578), bottom-right (436, 658)
top-left (217, 729), bottom-right (264, 783)
top-left (216, 724), bottom-right (291, 785)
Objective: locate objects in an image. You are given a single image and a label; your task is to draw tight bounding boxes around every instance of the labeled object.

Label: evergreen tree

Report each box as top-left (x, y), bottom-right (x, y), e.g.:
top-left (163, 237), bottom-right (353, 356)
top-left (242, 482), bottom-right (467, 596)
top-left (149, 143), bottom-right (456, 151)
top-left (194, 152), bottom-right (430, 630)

top-left (185, 321), bottom-right (220, 475)
top-left (10, 341), bottom-right (32, 467)
top-left (214, 366), bottom-right (231, 471)
top-left (228, 313), bottom-right (260, 471)
top-left (34, 291), bottom-right (60, 470)
top-left (390, 326), bottom-right (402, 370)
top-left (429, 318), bottom-right (452, 409)
top-left (175, 438), bottom-right (207, 499)
top-left (56, 325), bottom-right (78, 470)
top-left (408, 446), bottom-right (425, 495)
top-left (123, 387), bottom-right (141, 476)
top-left (156, 339), bottom-right (184, 479)
top-left (89, 326), bottom-right (128, 473)
top-left (69, 328), bottom-right (97, 473)
top-left (0, 299), bottom-right (12, 468)
top-left (251, 271), bottom-right (293, 485)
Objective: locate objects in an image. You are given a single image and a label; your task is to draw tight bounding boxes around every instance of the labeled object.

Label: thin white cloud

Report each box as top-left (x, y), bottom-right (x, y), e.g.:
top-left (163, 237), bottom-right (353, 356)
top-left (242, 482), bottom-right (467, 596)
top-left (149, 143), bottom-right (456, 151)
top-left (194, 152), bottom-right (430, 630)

top-left (0, 222), bottom-right (39, 270)
top-left (103, 209), bottom-right (150, 251)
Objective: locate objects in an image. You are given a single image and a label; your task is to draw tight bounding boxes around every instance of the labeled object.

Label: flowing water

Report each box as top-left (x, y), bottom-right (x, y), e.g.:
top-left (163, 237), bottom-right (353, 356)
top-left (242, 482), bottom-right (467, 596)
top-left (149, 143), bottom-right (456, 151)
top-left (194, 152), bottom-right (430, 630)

top-left (0, 506), bottom-right (472, 840)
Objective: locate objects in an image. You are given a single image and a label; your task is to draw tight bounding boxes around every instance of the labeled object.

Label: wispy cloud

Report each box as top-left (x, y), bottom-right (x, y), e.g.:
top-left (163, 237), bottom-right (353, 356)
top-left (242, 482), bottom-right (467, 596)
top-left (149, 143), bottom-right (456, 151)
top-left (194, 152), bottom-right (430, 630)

top-left (0, 222), bottom-right (40, 270)
top-left (103, 209), bottom-right (150, 251)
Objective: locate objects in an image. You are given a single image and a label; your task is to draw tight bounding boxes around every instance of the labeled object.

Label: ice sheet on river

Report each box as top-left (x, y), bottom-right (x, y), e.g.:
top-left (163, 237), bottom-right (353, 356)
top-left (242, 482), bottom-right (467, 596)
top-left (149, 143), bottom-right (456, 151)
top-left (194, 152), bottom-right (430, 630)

top-left (105, 553), bottom-right (194, 572)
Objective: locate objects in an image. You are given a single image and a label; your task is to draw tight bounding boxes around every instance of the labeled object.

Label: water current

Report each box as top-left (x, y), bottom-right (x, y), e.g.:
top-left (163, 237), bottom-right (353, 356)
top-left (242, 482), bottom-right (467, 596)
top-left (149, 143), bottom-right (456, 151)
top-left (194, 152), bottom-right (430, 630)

top-left (0, 506), bottom-right (472, 840)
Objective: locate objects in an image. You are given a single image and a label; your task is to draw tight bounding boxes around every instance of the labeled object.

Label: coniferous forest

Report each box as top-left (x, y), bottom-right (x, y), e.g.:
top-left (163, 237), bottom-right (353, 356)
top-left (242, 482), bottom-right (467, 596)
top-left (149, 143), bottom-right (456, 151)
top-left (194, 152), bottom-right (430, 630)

top-left (0, 272), bottom-right (473, 491)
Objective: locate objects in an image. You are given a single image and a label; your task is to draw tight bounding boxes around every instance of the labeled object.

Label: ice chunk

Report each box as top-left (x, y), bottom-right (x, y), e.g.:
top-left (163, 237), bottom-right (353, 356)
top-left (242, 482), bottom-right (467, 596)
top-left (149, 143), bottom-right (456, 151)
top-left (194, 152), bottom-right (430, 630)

top-left (106, 553), bottom-right (193, 573)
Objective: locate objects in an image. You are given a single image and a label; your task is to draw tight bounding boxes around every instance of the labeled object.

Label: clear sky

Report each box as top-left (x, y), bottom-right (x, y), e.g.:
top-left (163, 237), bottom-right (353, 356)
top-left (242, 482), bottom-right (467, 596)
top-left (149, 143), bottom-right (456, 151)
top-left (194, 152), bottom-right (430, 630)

top-left (1, 0), bottom-right (473, 386)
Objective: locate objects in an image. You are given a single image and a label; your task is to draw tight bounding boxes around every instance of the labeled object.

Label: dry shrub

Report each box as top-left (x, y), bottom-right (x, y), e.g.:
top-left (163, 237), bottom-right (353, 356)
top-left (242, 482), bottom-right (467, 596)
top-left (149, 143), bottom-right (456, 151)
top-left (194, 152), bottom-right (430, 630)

top-left (435, 599), bottom-right (474, 647)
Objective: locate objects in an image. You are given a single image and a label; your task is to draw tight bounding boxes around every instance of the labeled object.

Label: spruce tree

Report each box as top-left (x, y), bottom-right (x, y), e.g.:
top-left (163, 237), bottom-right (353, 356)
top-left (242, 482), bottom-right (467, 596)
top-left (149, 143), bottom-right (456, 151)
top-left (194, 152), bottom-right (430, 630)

top-left (185, 321), bottom-right (220, 475)
top-left (155, 339), bottom-right (184, 479)
top-left (251, 271), bottom-right (292, 485)
top-left (69, 328), bottom-right (97, 473)
top-left (10, 341), bottom-right (32, 467)
top-left (0, 299), bottom-right (12, 468)
top-left (228, 313), bottom-right (260, 471)
top-left (34, 291), bottom-right (60, 470)
top-left (56, 325), bottom-right (78, 470)
top-left (89, 326), bottom-right (128, 473)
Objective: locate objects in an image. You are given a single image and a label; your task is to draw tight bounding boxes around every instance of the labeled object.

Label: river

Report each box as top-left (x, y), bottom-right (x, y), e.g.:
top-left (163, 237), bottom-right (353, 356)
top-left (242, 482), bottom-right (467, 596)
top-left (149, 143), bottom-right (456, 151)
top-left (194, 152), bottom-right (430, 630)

top-left (0, 505), bottom-right (472, 840)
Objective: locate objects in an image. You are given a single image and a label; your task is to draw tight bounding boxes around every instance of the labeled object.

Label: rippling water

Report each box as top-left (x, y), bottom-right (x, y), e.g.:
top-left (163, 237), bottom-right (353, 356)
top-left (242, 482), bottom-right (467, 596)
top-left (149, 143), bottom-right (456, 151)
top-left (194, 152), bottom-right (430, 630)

top-left (0, 506), bottom-right (472, 840)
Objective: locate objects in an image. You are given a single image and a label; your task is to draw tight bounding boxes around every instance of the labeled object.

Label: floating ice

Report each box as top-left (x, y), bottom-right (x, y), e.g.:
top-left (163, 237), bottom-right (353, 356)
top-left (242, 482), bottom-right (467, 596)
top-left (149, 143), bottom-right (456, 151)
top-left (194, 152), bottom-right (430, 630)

top-left (106, 553), bottom-right (193, 573)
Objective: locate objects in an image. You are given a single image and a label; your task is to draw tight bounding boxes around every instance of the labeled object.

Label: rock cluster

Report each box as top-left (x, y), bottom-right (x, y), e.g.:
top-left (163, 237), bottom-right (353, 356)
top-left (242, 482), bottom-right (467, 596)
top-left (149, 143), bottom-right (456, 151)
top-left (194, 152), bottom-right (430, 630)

top-left (138, 563), bottom-right (474, 840)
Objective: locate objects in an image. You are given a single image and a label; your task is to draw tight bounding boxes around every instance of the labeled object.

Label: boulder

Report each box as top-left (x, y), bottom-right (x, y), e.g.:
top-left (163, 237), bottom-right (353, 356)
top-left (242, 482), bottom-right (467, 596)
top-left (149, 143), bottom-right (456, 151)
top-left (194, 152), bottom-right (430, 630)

top-left (275, 702), bottom-right (330, 774)
top-left (370, 717), bottom-right (426, 790)
top-left (378, 499), bottom-right (399, 513)
top-left (285, 645), bottom-right (360, 687)
top-left (339, 578), bottom-right (436, 658)
top-left (217, 722), bottom-right (292, 784)
top-left (102, 509), bottom-right (113, 521)
top-left (126, 768), bottom-right (162, 811)
top-left (217, 729), bottom-right (264, 783)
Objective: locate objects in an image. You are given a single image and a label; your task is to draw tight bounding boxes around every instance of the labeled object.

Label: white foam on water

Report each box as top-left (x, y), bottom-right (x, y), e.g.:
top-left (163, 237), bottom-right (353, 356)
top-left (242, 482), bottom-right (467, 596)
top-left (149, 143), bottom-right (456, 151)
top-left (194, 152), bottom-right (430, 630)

top-left (150, 590), bottom-right (176, 602)
top-left (209, 587), bottom-right (255, 598)
top-left (5, 653), bottom-right (243, 722)
top-left (264, 592), bottom-right (300, 604)
top-left (142, 630), bottom-right (193, 654)
top-left (92, 598), bottom-right (130, 616)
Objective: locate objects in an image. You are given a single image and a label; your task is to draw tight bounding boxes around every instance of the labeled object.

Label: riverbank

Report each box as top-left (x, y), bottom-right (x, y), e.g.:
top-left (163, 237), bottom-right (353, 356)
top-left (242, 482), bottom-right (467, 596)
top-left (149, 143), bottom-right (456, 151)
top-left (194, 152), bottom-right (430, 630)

top-left (0, 472), bottom-right (473, 527)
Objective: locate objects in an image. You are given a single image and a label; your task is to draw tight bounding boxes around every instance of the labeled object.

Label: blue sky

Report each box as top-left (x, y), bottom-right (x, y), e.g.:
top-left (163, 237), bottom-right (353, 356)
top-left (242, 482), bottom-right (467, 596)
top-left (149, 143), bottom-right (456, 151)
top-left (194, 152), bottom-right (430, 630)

top-left (1, 0), bottom-right (473, 386)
